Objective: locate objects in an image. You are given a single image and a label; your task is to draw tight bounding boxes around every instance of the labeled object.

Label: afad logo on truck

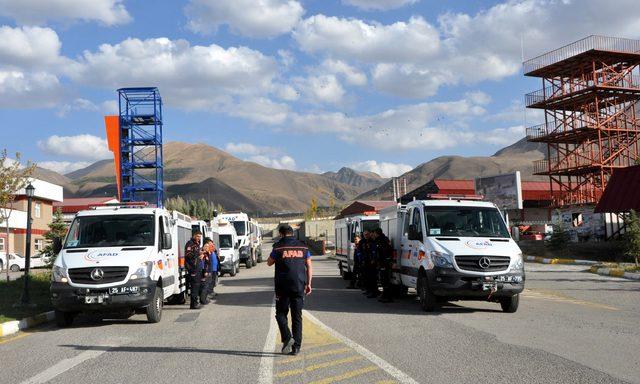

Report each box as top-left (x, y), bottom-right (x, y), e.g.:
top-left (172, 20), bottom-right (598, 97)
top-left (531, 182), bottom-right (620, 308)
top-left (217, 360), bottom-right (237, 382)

top-left (84, 251), bottom-right (120, 262)
top-left (465, 240), bottom-right (493, 250)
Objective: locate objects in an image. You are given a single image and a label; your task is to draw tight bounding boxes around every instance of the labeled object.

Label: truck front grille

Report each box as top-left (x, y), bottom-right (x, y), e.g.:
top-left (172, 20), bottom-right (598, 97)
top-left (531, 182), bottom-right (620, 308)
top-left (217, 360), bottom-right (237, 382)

top-left (68, 266), bottom-right (129, 284)
top-left (454, 255), bottom-right (510, 272)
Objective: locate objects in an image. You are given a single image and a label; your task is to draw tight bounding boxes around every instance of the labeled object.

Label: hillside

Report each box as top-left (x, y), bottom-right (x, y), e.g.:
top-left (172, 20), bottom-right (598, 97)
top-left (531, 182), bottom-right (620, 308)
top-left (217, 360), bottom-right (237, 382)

top-left (322, 167), bottom-right (386, 191)
top-left (61, 142), bottom-right (384, 214)
top-left (357, 138), bottom-right (547, 200)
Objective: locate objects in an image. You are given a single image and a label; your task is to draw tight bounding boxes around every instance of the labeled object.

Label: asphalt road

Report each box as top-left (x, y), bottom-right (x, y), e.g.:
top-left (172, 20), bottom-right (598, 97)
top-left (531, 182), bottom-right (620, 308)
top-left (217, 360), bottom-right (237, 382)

top-left (1, 241), bottom-right (639, 384)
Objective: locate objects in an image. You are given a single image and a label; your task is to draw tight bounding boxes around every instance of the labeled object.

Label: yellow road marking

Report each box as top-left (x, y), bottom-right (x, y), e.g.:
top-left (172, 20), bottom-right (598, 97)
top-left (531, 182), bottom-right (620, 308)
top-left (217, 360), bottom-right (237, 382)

top-left (307, 366), bottom-right (380, 384)
top-left (275, 355), bottom-right (365, 378)
top-left (301, 341), bottom-right (342, 351)
top-left (522, 289), bottom-right (619, 311)
top-left (278, 347), bottom-right (351, 364)
top-left (0, 332), bottom-right (30, 345)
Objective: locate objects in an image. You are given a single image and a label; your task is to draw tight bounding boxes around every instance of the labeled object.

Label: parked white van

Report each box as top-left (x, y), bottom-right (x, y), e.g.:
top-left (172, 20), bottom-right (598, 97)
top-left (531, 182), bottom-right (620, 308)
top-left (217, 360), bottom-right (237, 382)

top-left (215, 219), bottom-right (240, 277)
top-left (50, 204), bottom-right (186, 326)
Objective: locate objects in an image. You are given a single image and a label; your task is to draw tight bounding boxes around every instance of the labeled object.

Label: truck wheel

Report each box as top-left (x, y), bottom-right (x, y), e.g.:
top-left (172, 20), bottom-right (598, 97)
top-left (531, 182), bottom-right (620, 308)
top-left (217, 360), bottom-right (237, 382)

top-left (245, 256), bottom-right (252, 269)
top-left (257, 250), bottom-right (263, 263)
top-left (146, 287), bottom-right (163, 323)
top-left (417, 275), bottom-right (437, 312)
top-left (230, 263), bottom-right (237, 277)
top-left (0, 260), bottom-right (3, 270)
top-left (500, 294), bottom-right (519, 313)
top-left (10, 264), bottom-right (20, 272)
top-left (55, 310), bottom-right (76, 327)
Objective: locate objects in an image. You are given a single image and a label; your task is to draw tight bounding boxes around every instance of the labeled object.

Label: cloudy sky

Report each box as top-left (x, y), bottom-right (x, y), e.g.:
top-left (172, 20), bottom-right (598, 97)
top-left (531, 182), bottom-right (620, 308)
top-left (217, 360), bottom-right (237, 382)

top-left (1, 0), bottom-right (639, 178)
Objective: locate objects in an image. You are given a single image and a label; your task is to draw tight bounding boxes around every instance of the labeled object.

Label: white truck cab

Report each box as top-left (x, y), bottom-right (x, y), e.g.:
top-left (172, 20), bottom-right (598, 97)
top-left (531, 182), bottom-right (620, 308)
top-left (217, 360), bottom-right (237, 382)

top-left (214, 219), bottom-right (241, 277)
top-left (381, 199), bottom-right (525, 313)
top-left (50, 205), bottom-right (186, 326)
top-left (218, 212), bottom-right (257, 269)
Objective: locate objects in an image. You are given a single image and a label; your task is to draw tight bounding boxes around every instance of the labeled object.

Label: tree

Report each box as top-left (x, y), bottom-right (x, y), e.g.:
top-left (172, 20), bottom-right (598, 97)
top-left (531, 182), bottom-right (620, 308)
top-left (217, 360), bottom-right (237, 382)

top-left (624, 210), bottom-right (640, 267)
top-left (42, 208), bottom-right (67, 267)
top-left (0, 150), bottom-right (36, 282)
top-left (547, 212), bottom-right (570, 256)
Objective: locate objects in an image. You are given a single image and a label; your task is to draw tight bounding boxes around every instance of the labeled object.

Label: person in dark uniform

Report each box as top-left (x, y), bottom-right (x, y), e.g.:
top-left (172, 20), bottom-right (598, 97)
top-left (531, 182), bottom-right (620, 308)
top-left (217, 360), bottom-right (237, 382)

top-left (267, 224), bottom-right (313, 356)
top-left (362, 230), bottom-right (378, 298)
top-left (185, 231), bottom-right (204, 309)
top-left (373, 228), bottom-right (394, 303)
top-left (199, 238), bottom-right (214, 305)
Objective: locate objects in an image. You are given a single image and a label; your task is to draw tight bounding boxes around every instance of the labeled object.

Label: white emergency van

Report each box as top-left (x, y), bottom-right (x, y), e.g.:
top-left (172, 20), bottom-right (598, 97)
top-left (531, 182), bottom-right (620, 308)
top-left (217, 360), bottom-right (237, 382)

top-left (219, 212), bottom-right (257, 269)
top-left (50, 204), bottom-right (187, 326)
top-left (380, 199), bottom-right (525, 313)
top-left (214, 219), bottom-right (241, 276)
top-left (334, 214), bottom-right (380, 279)
top-left (249, 219), bottom-right (263, 263)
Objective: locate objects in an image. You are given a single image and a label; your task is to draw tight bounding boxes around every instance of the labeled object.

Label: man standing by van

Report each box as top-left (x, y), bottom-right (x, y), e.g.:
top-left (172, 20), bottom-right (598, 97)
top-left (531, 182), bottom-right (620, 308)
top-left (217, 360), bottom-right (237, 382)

top-left (185, 231), bottom-right (204, 309)
top-left (267, 225), bottom-right (313, 356)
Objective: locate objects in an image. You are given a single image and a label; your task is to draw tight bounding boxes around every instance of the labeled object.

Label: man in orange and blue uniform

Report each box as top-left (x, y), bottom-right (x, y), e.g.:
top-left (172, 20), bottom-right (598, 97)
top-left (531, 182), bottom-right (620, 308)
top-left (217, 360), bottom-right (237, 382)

top-left (267, 225), bottom-right (313, 356)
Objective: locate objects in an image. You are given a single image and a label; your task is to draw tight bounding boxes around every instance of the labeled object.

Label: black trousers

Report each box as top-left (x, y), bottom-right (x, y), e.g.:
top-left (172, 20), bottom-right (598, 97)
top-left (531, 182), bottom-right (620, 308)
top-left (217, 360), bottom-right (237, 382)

top-left (364, 263), bottom-right (378, 294)
top-left (200, 275), bottom-right (212, 304)
top-left (275, 292), bottom-right (304, 348)
top-left (188, 274), bottom-right (201, 308)
top-left (379, 267), bottom-right (392, 298)
top-left (209, 272), bottom-right (218, 295)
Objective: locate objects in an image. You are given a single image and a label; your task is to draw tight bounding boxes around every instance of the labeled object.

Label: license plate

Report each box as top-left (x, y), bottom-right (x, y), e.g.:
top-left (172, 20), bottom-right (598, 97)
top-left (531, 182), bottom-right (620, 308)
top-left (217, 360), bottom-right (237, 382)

top-left (482, 282), bottom-right (497, 291)
top-left (109, 286), bottom-right (139, 295)
top-left (85, 294), bottom-right (108, 304)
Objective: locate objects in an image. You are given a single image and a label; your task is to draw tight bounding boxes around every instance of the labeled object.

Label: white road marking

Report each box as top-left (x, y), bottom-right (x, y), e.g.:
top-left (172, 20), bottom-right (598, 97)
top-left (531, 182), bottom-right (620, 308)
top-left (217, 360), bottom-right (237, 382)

top-left (303, 310), bottom-right (419, 384)
top-left (258, 299), bottom-right (277, 384)
top-left (19, 338), bottom-right (129, 384)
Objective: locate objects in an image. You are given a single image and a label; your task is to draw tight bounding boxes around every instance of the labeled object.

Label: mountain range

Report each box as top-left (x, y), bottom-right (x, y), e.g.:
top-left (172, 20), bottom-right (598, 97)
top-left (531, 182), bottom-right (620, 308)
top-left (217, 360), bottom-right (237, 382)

top-left (33, 138), bottom-right (546, 214)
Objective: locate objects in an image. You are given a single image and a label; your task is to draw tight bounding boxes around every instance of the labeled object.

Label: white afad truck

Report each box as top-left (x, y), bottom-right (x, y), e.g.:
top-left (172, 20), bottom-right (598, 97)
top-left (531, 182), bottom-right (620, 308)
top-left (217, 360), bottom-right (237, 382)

top-left (50, 205), bottom-right (187, 326)
top-left (219, 212), bottom-right (258, 269)
top-left (380, 199), bottom-right (525, 313)
top-left (215, 219), bottom-right (241, 277)
top-left (334, 214), bottom-right (380, 279)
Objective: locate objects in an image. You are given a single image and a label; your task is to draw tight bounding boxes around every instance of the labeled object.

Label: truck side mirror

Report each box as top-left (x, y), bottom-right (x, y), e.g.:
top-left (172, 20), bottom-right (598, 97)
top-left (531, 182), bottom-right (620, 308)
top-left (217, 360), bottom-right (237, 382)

top-left (53, 238), bottom-right (63, 255)
top-left (162, 233), bottom-right (173, 250)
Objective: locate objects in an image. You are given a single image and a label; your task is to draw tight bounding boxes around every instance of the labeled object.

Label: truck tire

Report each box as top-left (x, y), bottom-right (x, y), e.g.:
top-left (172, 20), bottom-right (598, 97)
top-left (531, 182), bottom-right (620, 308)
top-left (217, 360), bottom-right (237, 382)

top-left (257, 249), bottom-right (263, 263)
top-left (500, 294), bottom-right (519, 313)
top-left (245, 258), bottom-right (252, 269)
top-left (55, 310), bottom-right (76, 327)
top-left (146, 287), bottom-right (163, 323)
top-left (417, 274), bottom-right (437, 312)
top-left (10, 264), bottom-right (20, 272)
top-left (230, 263), bottom-right (237, 277)
top-left (0, 260), bottom-right (3, 271)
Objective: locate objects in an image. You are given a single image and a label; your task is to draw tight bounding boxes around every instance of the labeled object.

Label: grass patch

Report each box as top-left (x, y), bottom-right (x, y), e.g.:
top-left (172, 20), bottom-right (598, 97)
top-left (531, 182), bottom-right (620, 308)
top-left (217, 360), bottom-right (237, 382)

top-left (0, 272), bottom-right (52, 323)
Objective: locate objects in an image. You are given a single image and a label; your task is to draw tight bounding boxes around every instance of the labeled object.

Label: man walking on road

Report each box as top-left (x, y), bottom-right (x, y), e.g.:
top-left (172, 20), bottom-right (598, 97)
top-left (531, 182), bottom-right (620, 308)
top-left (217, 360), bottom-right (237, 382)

top-left (267, 225), bottom-right (313, 356)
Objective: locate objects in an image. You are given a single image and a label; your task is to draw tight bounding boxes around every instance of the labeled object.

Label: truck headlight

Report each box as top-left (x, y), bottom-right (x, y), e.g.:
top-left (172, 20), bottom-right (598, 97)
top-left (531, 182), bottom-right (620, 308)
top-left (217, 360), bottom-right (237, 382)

top-left (219, 256), bottom-right (226, 262)
top-left (512, 253), bottom-right (524, 271)
top-left (52, 265), bottom-right (68, 283)
top-left (130, 261), bottom-right (154, 280)
top-left (432, 251), bottom-right (453, 268)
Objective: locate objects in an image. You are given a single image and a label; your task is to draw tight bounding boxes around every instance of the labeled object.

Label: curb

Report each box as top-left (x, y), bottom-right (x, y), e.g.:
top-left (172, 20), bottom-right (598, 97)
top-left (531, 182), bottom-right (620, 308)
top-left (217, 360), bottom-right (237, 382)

top-left (588, 266), bottom-right (640, 281)
top-left (525, 255), bottom-right (598, 266)
top-left (0, 311), bottom-right (55, 338)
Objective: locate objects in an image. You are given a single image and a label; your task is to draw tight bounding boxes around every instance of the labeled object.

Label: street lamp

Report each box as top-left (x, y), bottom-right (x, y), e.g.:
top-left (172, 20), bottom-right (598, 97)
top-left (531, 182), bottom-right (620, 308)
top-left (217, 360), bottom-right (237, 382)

top-left (21, 183), bottom-right (34, 304)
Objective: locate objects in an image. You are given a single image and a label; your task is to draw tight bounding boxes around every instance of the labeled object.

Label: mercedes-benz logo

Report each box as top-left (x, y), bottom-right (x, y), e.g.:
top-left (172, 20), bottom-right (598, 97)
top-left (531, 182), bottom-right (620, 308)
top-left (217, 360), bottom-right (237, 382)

top-left (90, 268), bottom-right (104, 281)
top-left (478, 257), bottom-right (491, 269)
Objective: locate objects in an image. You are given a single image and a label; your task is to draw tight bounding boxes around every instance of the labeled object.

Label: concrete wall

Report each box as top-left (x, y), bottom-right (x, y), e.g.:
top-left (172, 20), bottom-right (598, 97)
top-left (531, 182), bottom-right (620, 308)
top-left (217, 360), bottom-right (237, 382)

top-left (298, 219), bottom-right (334, 242)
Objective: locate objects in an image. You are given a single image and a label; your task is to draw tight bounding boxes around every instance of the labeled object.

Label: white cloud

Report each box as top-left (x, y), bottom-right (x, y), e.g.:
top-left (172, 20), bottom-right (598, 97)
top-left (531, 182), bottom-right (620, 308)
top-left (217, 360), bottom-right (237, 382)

top-left (278, 49), bottom-right (295, 68)
top-left (350, 160), bottom-right (412, 178)
top-left (0, 0), bottom-right (131, 26)
top-left (0, 26), bottom-right (68, 70)
top-left (225, 142), bottom-right (296, 170)
top-left (37, 134), bottom-right (111, 161)
top-left (319, 59), bottom-right (367, 86)
top-left (481, 125), bottom-right (525, 146)
top-left (289, 98), bottom-right (488, 150)
top-left (0, 70), bottom-right (63, 108)
top-left (342, 0), bottom-right (418, 11)
top-left (294, 15), bottom-right (439, 63)
top-left (70, 37), bottom-right (280, 121)
top-left (293, 74), bottom-right (346, 105)
top-left (57, 98), bottom-right (98, 117)
top-left (372, 63), bottom-right (454, 98)
top-left (38, 161), bottom-right (92, 174)
top-left (100, 100), bottom-right (119, 114)
top-left (185, 0), bottom-right (304, 38)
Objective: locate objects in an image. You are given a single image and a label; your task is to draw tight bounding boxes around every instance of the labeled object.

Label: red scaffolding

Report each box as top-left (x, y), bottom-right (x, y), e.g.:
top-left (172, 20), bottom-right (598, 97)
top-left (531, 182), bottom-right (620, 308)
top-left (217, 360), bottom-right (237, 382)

top-left (524, 35), bottom-right (640, 206)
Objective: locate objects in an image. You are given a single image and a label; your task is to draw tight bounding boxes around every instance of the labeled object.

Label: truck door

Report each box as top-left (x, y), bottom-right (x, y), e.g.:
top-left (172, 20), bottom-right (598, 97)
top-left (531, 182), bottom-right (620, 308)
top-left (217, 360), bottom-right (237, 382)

top-left (400, 208), bottom-right (412, 286)
top-left (158, 215), bottom-right (174, 297)
top-left (407, 207), bottom-right (425, 287)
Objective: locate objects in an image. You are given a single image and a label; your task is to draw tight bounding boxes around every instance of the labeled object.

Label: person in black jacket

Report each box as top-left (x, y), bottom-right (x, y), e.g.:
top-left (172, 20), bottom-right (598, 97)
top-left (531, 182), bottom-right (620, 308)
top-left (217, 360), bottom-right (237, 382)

top-left (362, 230), bottom-right (378, 298)
top-left (373, 228), bottom-right (394, 303)
top-left (267, 225), bottom-right (313, 356)
top-left (185, 231), bottom-right (204, 309)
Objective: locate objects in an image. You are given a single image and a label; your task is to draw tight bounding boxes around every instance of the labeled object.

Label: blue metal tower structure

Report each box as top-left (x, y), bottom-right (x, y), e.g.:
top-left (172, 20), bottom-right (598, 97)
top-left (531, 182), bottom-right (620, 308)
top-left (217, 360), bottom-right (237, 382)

top-left (117, 87), bottom-right (164, 207)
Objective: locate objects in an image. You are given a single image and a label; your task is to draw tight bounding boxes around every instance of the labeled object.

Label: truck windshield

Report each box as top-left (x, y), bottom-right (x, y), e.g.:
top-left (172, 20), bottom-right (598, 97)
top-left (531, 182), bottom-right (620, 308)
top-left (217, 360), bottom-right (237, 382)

top-left (424, 206), bottom-right (509, 238)
top-left (233, 221), bottom-right (247, 236)
top-left (219, 235), bottom-right (233, 249)
top-left (64, 214), bottom-right (155, 248)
